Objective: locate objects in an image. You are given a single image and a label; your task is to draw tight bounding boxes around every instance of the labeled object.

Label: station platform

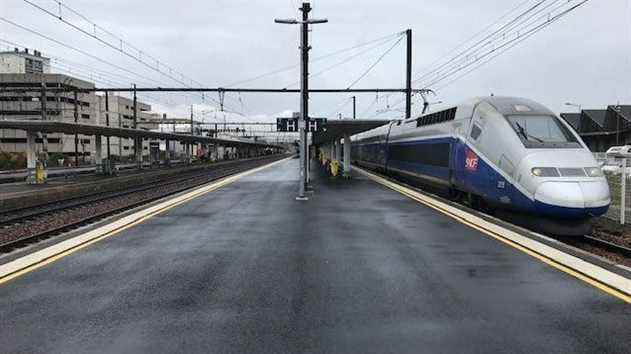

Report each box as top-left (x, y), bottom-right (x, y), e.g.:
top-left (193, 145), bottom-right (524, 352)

top-left (0, 158), bottom-right (629, 353)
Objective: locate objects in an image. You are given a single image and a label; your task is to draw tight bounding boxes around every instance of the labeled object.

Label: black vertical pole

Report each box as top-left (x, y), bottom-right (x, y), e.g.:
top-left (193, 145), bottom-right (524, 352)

top-left (190, 105), bottom-right (194, 158)
top-left (302, 2), bottom-right (311, 187)
top-left (352, 95), bottom-right (356, 119)
top-left (40, 82), bottom-right (47, 121)
top-left (105, 91), bottom-right (111, 160)
top-left (190, 105), bottom-right (194, 135)
top-left (133, 84), bottom-right (139, 167)
top-left (133, 84), bottom-right (137, 129)
top-left (40, 82), bottom-right (48, 159)
top-left (405, 28), bottom-right (412, 119)
top-left (74, 90), bottom-right (79, 166)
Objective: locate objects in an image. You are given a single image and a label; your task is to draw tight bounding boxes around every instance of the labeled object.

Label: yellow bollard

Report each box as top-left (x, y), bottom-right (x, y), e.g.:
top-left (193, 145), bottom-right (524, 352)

top-left (35, 161), bottom-right (46, 184)
top-left (330, 160), bottom-right (340, 177)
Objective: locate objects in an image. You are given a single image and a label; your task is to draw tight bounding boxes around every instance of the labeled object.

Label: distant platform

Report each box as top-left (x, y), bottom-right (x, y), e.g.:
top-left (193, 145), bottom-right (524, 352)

top-left (0, 159), bottom-right (629, 353)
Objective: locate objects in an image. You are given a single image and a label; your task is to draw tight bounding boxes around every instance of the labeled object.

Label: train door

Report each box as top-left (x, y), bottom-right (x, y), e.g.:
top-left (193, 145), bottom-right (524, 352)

top-left (468, 104), bottom-right (510, 203)
top-left (382, 121), bottom-right (396, 173)
top-left (460, 107), bottom-right (487, 196)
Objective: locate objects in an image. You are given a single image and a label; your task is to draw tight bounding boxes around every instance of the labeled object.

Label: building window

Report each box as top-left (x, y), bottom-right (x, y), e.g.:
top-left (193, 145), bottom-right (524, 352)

top-left (0, 138), bottom-right (27, 143)
top-left (81, 113), bottom-right (90, 119)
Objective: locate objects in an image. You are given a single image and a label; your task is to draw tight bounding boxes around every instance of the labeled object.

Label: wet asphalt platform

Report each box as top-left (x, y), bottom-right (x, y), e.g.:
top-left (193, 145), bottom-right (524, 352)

top-left (1, 158), bottom-right (630, 353)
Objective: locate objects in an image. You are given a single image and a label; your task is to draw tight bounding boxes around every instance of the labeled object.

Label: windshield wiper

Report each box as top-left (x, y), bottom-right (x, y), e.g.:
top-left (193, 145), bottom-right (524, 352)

top-left (514, 122), bottom-right (544, 142)
top-left (515, 121), bottom-right (528, 140)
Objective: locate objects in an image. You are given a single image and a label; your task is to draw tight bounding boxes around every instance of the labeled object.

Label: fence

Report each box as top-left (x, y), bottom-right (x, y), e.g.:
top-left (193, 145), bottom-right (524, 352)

top-left (596, 153), bottom-right (631, 224)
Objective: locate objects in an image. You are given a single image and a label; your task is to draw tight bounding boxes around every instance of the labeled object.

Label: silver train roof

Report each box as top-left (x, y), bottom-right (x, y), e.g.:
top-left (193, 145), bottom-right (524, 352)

top-left (477, 96), bottom-right (555, 116)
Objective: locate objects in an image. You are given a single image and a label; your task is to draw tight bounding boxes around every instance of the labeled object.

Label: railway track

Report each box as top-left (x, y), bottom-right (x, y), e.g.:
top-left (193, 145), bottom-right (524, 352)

top-left (0, 160), bottom-right (247, 225)
top-left (581, 235), bottom-right (631, 259)
top-left (0, 155), bottom-right (285, 253)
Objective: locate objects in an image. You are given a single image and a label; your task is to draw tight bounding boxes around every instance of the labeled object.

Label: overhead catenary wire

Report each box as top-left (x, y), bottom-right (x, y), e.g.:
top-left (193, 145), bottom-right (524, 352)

top-left (0, 38), bottom-right (189, 107)
top-left (413, 0), bottom-right (548, 84)
top-left (346, 36), bottom-right (405, 89)
top-left (35, 0), bottom-right (207, 89)
top-left (326, 96), bottom-right (354, 118)
top-left (282, 33), bottom-right (405, 88)
top-left (421, 0), bottom-right (589, 89)
top-left (223, 31), bottom-right (404, 88)
top-left (0, 18), bottom-right (189, 91)
top-left (20, 0), bottom-right (244, 113)
top-left (412, 0), bottom-right (534, 79)
top-left (432, 0), bottom-right (591, 92)
top-left (413, 0), bottom-right (571, 86)
top-left (372, 0), bottom-right (590, 118)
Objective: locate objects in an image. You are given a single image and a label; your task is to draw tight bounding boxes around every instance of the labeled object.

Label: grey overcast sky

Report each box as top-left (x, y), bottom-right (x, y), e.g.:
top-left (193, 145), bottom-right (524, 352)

top-left (1, 0), bottom-right (630, 121)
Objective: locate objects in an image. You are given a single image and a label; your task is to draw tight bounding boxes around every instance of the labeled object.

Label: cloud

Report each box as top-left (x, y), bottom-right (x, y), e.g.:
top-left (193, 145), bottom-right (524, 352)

top-left (2, 0), bottom-right (628, 120)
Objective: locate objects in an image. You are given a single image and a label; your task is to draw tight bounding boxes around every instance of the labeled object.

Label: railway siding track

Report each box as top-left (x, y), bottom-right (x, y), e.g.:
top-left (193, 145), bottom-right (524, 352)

top-left (0, 156), bottom-right (285, 253)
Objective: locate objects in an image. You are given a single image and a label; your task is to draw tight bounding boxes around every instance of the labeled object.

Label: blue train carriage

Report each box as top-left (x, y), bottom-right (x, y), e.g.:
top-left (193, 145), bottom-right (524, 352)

top-left (352, 96), bottom-right (611, 235)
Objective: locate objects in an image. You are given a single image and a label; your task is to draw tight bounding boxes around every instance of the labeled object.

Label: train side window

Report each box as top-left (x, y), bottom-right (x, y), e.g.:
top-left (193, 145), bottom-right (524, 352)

top-left (470, 124), bottom-right (482, 140)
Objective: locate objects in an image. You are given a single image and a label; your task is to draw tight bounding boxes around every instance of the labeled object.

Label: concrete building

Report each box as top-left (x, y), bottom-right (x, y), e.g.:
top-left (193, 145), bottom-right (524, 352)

top-left (0, 48), bottom-right (51, 74)
top-left (0, 49), bottom-right (221, 168)
top-left (94, 94), bottom-right (158, 162)
top-left (0, 72), bottom-right (168, 166)
top-left (0, 73), bottom-right (98, 165)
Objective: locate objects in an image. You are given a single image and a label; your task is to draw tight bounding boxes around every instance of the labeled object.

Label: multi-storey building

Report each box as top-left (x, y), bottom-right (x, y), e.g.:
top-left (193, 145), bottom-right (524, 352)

top-left (0, 72), bottom-right (98, 163)
top-left (0, 48), bottom-right (50, 74)
top-left (0, 51), bottom-right (168, 165)
top-left (94, 94), bottom-right (158, 161)
top-left (0, 49), bottom-right (200, 166)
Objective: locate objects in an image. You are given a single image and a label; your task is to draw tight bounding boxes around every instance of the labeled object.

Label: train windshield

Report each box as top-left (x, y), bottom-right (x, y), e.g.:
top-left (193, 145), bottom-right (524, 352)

top-left (506, 115), bottom-right (580, 148)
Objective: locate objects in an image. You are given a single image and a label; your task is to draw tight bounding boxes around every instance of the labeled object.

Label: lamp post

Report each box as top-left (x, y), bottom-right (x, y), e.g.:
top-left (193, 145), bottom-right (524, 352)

top-left (275, 2), bottom-right (328, 200)
top-left (614, 104), bottom-right (622, 145)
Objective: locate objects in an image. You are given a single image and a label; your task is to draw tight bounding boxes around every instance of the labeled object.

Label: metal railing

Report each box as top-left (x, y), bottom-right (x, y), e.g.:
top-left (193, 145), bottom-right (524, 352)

top-left (597, 153), bottom-right (631, 224)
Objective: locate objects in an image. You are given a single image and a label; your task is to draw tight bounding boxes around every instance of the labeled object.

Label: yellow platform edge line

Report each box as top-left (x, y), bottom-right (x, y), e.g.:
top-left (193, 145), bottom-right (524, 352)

top-left (0, 158), bottom-right (289, 286)
top-left (355, 166), bottom-right (631, 304)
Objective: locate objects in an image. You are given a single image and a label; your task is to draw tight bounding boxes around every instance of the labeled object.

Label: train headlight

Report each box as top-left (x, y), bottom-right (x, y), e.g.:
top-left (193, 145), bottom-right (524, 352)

top-left (584, 167), bottom-right (603, 177)
top-left (531, 167), bottom-right (559, 177)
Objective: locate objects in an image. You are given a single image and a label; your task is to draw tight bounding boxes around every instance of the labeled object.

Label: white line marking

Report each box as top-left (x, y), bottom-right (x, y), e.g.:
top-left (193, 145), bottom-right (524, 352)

top-left (0, 158), bottom-right (289, 284)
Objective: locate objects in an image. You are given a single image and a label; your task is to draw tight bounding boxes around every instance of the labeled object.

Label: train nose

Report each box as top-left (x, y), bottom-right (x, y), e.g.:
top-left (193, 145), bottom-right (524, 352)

top-left (534, 180), bottom-right (611, 216)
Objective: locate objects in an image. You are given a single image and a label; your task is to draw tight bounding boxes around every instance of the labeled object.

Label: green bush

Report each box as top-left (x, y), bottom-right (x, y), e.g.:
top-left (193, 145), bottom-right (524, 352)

top-left (0, 152), bottom-right (26, 170)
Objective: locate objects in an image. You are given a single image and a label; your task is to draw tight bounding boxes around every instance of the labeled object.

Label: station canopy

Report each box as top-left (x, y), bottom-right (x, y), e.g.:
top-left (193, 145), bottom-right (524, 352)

top-left (0, 120), bottom-right (282, 148)
top-left (312, 119), bottom-right (391, 145)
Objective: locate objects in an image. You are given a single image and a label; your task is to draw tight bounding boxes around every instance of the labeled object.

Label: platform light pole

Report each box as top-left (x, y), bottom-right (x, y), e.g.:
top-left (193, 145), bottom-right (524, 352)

top-left (352, 96), bottom-right (356, 119)
top-left (275, 1), bottom-right (328, 200)
top-left (405, 28), bottom-right (412, 119)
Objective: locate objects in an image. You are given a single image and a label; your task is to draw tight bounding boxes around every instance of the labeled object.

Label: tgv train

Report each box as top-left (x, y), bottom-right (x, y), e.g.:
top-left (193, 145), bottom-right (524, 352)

top-left (351, 96), bottom-right (610, 235)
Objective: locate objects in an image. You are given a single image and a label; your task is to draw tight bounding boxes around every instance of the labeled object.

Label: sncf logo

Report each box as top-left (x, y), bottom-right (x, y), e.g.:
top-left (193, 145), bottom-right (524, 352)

top-left (465, 148), bottom-right (479, 171)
